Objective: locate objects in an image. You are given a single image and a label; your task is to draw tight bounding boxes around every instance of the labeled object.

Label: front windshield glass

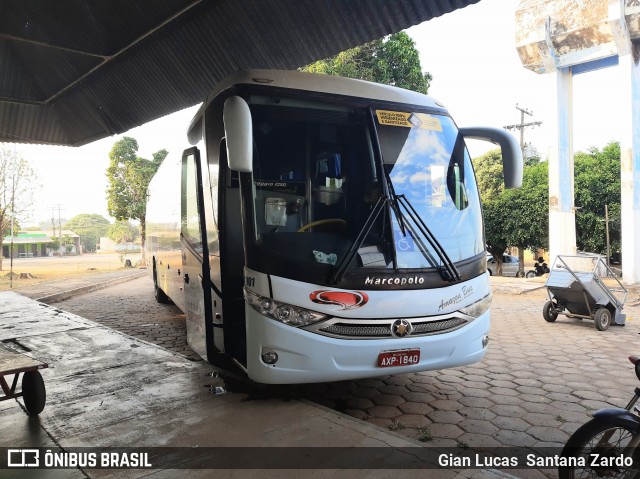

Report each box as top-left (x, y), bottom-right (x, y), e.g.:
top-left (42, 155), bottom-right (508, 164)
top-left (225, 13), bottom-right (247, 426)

top-left (376, 110), bottom-right (484, 266)
top-left (245, 95), bottom-right (483, 284)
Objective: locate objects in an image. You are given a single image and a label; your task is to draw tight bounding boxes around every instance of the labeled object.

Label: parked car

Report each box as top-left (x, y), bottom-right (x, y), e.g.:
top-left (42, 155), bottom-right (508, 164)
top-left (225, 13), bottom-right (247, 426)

top-left (486, 254), bottom-right (521, 277)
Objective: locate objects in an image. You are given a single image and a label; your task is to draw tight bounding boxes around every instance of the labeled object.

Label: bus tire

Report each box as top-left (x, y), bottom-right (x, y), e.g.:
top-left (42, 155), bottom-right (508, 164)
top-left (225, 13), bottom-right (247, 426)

top-left (22, 371), bottom-right (46, 416)
top-left (153, 263), bottom-right (171, 304)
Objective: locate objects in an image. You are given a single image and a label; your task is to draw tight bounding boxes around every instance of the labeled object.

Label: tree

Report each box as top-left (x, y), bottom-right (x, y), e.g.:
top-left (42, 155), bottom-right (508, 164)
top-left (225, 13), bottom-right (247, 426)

top-left (0, 147), bottom-right (38, 270)
top-left (574, 142), bottom-right (621, 254)
top-left (107, 220), bottom-right (139, 245)
top-left (473, 149), bottom-right (508, 274)
top-left (482, 200), bottom-right (509, 275)
top-left (302, 32), bottom-right (432, 93)
top-left (473, 149), bottom-right (505, 204)
top-left (473, 149), bottom-right (549, 276)
top-left (476, 142), bottom-right (622, 274)
top-left (501, 161), bottom-right (549, 275)
top-left (63, 214), bottom-right (110, 252)
top-left (61, 234), bottom-right (74, 253)
top-left (106, 137), bottom-right (167, 263)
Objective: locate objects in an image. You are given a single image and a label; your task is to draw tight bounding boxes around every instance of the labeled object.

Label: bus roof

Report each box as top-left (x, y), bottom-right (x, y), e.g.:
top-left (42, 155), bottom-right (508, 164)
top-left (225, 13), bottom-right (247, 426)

top-left (188, 69), bottom-right (447, 136)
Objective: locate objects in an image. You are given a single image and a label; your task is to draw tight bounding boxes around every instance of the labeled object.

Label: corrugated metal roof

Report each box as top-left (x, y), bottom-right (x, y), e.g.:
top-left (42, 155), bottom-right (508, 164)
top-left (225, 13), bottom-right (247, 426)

top-left (0, 0), bottom-right (481, 146)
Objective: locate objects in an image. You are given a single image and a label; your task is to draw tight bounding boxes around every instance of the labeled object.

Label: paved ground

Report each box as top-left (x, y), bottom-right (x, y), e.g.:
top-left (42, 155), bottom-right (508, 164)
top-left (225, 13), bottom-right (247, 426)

top-left (47, 274), bottom-right (640, 479)
top-left (5, 291), bottom-right (478, 479)
top-left (46, 273), bottom-right (199, 361)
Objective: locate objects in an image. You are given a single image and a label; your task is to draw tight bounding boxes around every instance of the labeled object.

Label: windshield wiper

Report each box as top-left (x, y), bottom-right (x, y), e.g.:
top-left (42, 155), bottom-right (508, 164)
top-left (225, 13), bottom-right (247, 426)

top-left (331, 108), bottom-right (461, 284)
top-left (331, 194), bottom-right (387, 284)
top-left (395, 194), bottom-right (461, 282)
top-left (330, 109), bottom-right (396, 284)
top-left (331, 191), bottom-right (462, 284)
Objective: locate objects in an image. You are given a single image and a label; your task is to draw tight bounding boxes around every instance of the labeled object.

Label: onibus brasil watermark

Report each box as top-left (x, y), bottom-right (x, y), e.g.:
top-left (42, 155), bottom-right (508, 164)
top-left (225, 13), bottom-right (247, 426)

top-left (7, 449), bottom-right (151, 468)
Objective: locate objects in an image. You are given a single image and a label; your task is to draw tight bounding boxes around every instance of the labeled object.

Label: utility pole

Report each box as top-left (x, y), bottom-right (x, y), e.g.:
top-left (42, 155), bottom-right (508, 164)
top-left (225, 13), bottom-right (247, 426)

top-left (602, 204), bottom-right (611, 267)
top-left (504, 104), bottom-right (542, 159)
top-left (504, 105), bottom-right (543, 277)
top-left (51, 207), bottom-right (56, 238)
top-left (57, 204), bottom-right (63, 256)
top-left (52, 204), bottom-right (63, 256)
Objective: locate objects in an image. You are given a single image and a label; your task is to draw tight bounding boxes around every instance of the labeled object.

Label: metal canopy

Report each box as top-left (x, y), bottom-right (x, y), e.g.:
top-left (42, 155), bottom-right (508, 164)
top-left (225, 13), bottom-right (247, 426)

top-left (0, 0), bottom-right (479, 146)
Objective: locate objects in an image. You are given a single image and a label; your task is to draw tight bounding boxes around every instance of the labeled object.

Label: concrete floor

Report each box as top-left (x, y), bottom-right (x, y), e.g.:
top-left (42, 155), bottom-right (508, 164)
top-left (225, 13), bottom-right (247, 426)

top-left (0, 291), bottom-right (512, 479)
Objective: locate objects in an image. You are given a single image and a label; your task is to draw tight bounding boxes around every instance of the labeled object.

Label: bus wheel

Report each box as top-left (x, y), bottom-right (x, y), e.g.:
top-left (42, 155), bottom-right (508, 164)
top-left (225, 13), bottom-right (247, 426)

top-left (153, 263), bottom-right (171, 304)
top-left (22, 371), bottom-right (46, 416)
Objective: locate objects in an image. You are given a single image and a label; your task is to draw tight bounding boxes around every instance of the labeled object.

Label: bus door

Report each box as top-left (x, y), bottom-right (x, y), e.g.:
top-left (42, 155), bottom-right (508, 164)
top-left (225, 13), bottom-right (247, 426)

top-left (180, 147), bottom-right (214, 361)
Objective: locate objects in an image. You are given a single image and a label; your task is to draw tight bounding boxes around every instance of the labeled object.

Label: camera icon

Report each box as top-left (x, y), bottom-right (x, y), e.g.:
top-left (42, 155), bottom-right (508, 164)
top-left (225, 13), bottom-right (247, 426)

top-left (7, 449), bottom-right (39, 467)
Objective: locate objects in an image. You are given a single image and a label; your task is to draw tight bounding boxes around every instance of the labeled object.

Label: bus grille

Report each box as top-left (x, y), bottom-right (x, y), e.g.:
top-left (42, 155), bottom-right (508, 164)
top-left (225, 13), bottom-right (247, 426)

top-left (316, 317), bottom-right (467, 339)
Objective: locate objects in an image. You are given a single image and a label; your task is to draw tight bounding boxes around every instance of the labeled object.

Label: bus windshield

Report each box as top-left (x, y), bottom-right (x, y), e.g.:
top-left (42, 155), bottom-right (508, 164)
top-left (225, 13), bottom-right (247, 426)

top-left (245, 94), bottom-right (483, 286)
top-left (377, 111), bottom-right (484, 268)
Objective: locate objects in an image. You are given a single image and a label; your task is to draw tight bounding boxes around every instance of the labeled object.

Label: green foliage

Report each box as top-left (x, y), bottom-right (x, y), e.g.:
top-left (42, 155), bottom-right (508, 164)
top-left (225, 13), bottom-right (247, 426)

top-left (472, 149), bottom-right (504, 203)
top-left (106, 137), bottom-right (167, 248)
top-left (501, 161), bottom-right (549, 253)
top-left (574, 142), bottom-right (621, 254)
top-left (302, 32), bottom-right (431, 93)
top-left (482, 200), bottom-right (509, 264)
top-left (474, 150), bottom-right (549, 273)
top-left (475, 142), bottom-right (621, 269)
top-left (63, 214), bottom-right (110, 252)
top-left (107, 220), bottom-right (139, 244)
top-left (1, 217), bottom-right (20, 237)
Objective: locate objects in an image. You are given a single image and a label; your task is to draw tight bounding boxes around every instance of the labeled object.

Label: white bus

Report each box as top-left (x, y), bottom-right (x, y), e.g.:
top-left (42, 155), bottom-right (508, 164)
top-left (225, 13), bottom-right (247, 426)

top-left (146, 70), bottom-right (522, 384)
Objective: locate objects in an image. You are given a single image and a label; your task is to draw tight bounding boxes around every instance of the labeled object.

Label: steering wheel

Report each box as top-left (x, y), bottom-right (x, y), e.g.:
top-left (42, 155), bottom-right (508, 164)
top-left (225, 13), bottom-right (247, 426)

top-left (298, 219), bottom-right (347, 233)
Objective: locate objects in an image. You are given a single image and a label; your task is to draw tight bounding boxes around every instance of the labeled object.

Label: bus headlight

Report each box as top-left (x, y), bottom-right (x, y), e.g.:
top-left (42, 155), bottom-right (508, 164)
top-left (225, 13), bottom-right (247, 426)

top-left (244, 288), bottom-right (329, 327)
top-left (459, 293), bottom-right (492, 319)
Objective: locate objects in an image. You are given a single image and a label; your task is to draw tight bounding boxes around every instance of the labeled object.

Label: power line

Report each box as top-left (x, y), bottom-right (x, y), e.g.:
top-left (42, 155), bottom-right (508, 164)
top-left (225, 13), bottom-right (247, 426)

top-left (504, 104), bottom-right (542, 158)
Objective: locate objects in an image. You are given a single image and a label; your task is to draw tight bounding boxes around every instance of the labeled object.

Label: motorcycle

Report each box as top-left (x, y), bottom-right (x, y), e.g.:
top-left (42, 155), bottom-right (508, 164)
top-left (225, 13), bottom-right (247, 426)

top-left (559, 355), bottom-right (640, 478)
top-left (525, 258), bottom-right (550, 278)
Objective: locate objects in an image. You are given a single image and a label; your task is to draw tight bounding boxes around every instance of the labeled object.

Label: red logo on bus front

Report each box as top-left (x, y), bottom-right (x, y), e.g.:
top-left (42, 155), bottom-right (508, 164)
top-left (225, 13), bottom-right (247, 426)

top-left (310, 290), bottom-right (369, 310)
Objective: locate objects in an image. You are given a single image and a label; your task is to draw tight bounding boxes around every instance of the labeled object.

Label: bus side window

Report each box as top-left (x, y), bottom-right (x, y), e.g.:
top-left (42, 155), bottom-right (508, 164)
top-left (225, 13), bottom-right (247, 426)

top-left (181, 151), bottom-right (203, 252)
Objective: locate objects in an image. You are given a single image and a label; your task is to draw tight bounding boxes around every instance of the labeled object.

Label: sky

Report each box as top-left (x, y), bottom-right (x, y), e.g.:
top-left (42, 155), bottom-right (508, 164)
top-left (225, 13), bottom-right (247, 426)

top-left (6, 0), bottom-right (627, 226)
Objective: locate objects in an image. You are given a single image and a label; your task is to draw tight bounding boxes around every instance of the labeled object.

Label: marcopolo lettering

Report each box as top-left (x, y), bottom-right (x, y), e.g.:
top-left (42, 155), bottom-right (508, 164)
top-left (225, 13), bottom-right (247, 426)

top-left (364, 276), bottom-right (425, 286)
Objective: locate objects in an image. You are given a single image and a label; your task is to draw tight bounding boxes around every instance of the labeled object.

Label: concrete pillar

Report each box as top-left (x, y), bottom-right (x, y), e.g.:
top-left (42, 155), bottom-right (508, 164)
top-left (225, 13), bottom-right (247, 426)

top-left (620, 52), bottom-right (640, 284)
top-left (548, 67), bottom-right (577, 265)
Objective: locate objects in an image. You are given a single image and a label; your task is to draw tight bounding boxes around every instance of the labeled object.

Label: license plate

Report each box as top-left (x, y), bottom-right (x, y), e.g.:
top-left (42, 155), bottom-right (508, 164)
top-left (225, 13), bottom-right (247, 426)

top-left (377, 349), bottom-right (420, 368)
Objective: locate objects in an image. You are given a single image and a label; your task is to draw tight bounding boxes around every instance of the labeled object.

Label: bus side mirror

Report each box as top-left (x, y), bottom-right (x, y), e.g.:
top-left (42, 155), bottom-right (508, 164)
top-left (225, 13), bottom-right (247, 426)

top-left (459, 127), bottom-right (523, 189)
top-left (223, 96), bottom-right (253, 173)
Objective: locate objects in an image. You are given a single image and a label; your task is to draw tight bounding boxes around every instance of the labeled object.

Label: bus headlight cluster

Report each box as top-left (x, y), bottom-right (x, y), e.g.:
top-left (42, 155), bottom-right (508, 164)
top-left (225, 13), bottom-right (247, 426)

top-left (459, 293), bottom-right (492, 319)
top-left (244, 288), bottom-right (329, 327)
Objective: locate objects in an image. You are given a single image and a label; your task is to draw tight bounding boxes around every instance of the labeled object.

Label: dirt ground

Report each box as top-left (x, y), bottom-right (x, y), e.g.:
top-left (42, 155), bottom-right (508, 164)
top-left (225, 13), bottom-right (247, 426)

top-left (0, 252), bottom-right (142, 292)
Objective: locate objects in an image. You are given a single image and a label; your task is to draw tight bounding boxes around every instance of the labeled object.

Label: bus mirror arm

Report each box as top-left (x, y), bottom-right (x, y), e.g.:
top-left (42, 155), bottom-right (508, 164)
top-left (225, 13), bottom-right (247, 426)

top-left (459, 127), bottom-right (523, 189)
top-left (223, 96), bottom-right (253, 173)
